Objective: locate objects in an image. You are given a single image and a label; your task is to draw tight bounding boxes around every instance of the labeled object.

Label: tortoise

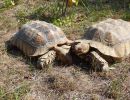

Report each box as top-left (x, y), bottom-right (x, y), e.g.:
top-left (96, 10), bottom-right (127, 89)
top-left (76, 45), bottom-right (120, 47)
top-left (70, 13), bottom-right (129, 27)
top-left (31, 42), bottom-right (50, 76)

top-left (71, 18), bottom-right (130, 71)
top-left (9, 20), bottom-right (73, 68)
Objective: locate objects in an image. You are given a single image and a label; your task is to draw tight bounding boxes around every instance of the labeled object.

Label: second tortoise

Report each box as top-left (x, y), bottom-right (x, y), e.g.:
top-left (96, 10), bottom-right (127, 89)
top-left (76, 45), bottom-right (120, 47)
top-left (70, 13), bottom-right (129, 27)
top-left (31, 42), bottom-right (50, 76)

top-left (71, 18), bottom-right (130, 71)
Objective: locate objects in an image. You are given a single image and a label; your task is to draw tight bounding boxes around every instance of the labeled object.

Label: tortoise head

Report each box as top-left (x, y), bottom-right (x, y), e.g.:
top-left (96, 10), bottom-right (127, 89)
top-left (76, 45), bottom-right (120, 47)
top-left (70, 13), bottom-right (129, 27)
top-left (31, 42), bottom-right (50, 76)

top-left (71, 41), bottom-right (90, 56)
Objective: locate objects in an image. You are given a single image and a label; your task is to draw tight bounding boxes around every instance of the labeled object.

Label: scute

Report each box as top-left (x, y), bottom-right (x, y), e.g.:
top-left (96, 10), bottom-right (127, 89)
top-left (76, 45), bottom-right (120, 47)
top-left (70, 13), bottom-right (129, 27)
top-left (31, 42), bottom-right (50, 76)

top-left (10, 20), bottom-right (68, 56)
top-left (84, 18), bottom-right (130, 46)
top-left (84, 18), bottom-right (130, 58)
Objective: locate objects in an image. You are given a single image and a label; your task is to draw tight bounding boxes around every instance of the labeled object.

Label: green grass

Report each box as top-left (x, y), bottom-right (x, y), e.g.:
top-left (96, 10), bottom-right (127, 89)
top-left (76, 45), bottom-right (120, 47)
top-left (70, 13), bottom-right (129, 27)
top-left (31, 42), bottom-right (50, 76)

top-left (0, 84), bottom-right (30, 100)
top-left (122, 11), bottom-right (130, 21)
top-left (0, 0), bottom-right (15, 12)
top-left (15, 9), bottom-right (30, 27)
top-left (15, 0), bottom-right (130, 28)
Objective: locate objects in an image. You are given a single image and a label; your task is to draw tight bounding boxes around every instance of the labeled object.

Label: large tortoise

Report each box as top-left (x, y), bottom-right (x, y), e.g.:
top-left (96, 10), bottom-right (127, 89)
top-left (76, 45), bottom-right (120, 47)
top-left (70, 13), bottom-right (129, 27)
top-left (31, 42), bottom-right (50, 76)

top-left (9, 20), bottom-right (73, 68)
top-left (71, 18), bottom-right (130, 71)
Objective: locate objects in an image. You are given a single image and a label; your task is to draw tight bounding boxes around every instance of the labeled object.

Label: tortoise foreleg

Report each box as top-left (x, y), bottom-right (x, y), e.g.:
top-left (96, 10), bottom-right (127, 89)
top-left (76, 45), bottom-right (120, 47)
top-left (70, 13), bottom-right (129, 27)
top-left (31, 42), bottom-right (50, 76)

top-left (66, 39), bottom-right (73, 45)
top-left (57, 39), bottom-right (73, 46)
top-left (53, 45), bottom-right (73, 64)
top-left (88, 51), bottom-right (115, 71)
top-left (37, 50), bottom-right (56, 69)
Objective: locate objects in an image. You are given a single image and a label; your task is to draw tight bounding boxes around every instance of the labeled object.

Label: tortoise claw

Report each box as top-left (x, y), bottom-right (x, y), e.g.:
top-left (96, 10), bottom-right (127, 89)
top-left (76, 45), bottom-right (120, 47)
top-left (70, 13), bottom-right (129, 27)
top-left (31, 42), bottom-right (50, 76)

top-left (37, 50), bottom-right (56, 69)
top-left (102, 65), bottom-right (115, 71)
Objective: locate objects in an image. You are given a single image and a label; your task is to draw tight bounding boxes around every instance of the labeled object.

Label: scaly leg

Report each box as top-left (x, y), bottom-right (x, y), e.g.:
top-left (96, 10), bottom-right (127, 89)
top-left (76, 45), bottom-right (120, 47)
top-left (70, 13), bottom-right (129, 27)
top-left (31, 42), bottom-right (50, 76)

top-left (53, 45), bottom-right (73, 64)
top-left (37, 50), bottom-right (56, 69)
top-left (87, 51), bottom-right (115, 71)
top-left (66, 39), bottom-right (73, 45)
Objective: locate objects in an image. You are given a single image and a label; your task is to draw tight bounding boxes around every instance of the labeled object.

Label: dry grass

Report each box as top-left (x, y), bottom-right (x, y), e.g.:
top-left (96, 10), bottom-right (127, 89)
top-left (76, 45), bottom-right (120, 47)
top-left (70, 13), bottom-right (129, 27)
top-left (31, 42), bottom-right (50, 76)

top-left (0, 0), bottom-right (130, 100)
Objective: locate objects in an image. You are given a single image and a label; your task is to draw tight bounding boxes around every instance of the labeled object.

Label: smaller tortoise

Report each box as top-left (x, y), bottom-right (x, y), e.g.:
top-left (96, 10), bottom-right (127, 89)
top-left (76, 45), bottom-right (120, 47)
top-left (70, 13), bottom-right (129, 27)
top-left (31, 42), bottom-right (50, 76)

top-left (71, 18), bottom-right (130, 71)
top-left (9, 20), bottom-right (73, 68)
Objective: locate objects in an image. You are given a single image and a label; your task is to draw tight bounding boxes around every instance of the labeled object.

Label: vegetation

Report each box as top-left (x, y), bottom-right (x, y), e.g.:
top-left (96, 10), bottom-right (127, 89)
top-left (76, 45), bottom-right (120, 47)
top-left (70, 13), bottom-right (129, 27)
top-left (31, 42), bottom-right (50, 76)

top-left (0, 0), bottom-right (130, 99)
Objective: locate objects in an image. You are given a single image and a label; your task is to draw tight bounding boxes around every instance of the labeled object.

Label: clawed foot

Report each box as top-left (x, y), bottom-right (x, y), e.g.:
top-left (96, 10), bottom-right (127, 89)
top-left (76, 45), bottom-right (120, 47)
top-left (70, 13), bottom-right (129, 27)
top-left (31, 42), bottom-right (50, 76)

top-left (37, 50), bottom-right (56, 69)
top-left (102, 65), bottom-right (115, 71)
top-left (37, 60), bottom-right (53, 69)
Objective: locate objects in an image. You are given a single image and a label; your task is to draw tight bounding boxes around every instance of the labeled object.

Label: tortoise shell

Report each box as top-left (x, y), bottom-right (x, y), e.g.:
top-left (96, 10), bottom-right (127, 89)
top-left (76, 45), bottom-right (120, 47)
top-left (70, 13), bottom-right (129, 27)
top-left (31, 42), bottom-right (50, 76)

top-left (10, 21), bottom-right (68, 56)
top-left (84, 18), bottom-right (130, 57)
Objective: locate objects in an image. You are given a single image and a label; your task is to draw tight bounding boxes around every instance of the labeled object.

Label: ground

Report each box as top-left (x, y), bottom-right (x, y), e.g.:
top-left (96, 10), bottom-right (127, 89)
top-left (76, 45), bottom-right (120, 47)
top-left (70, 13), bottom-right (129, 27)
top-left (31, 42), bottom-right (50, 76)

top-left (0, 0), bottom-right (130, 100)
